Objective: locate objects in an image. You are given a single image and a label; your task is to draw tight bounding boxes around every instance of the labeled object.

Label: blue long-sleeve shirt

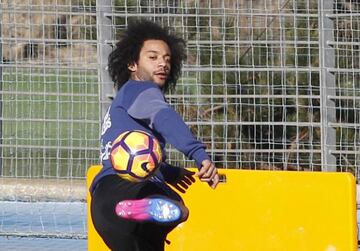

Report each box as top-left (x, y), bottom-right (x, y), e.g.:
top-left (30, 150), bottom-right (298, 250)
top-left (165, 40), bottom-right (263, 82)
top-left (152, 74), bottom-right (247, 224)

top-left (90, 80), bottom-right (210, 193)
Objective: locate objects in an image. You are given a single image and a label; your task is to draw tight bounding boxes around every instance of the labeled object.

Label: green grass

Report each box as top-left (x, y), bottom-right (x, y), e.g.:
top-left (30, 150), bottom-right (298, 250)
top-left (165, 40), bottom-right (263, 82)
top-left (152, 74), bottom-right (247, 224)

top-left (1, 68), bottom-right (100, 178)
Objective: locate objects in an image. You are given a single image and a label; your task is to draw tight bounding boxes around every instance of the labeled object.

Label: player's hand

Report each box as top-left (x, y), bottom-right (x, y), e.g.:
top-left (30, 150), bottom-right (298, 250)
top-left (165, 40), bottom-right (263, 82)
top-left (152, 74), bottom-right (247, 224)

top-left (168, 168), bottom-right (196, 193)
top-left (196, 159), bottom-right (220, 189)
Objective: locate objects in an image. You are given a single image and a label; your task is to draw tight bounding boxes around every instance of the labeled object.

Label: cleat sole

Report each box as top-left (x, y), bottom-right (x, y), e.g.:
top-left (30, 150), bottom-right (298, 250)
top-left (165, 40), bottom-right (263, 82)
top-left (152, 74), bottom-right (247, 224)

top-left (115, 198), bottom-right (182, 223)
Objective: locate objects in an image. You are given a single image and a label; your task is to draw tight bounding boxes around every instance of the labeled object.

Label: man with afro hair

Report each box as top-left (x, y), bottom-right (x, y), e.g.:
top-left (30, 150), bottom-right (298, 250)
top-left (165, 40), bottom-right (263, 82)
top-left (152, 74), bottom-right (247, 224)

top-left (90, 20), bottom-right (219, 251)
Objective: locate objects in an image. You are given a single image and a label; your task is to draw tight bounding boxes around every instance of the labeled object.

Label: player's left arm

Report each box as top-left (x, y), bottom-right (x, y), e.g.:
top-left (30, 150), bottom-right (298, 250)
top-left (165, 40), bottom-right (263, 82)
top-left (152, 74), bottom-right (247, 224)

top-left (151, 106), bottom-right (220, 189)
top-left (127, 86), bottom-right (219, 188)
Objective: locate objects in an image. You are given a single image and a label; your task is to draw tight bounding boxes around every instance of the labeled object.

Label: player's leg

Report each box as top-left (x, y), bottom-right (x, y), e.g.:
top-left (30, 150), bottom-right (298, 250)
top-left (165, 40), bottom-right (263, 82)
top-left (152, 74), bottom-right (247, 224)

top-left (91, 174), bottom-right (187, 251)
top-left (91, 230), bottom-right (155, 251)
top-left (115, 174), bottom-right (189, 225)
top-left (91, 175), bottom-right (159, 251)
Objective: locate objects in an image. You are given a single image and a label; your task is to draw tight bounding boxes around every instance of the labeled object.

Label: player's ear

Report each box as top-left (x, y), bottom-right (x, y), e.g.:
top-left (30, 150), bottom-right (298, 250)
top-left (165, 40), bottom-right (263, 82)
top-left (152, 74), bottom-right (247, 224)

top-left (127, 62), bottom-right (137, 72)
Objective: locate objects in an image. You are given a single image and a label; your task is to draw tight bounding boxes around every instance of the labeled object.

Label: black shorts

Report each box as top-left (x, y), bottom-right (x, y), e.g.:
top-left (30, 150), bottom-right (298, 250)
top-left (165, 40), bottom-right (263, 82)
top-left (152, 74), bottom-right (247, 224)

top-left (90, 175), bottom-right (183, 251)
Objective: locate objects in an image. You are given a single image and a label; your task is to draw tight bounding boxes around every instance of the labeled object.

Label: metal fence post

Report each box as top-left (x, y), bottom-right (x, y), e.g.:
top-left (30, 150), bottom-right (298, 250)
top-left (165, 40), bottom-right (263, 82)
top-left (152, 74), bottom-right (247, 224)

top-left (96, 0), bottom-right (114, 119)
top-left (319, 0), bottom-right (337, 171)
top-left (0, 4), bottom-right (3, 173)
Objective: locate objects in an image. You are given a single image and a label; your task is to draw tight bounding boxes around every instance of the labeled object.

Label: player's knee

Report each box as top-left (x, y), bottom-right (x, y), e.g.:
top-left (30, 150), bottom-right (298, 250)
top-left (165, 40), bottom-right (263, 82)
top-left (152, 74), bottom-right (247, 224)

top-left (179, 204), bottom-right (189, 223)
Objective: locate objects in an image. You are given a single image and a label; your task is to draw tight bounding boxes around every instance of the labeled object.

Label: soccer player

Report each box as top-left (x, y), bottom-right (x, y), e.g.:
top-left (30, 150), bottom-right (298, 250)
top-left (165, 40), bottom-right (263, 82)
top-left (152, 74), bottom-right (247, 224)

top-left (90, 19), bottom-right (220, 251)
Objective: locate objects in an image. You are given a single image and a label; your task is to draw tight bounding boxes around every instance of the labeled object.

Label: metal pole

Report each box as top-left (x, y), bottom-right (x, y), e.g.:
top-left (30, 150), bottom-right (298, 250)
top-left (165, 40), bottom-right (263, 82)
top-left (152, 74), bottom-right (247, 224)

top-left (319, 0), bottom-right (337, 171)
top-left (96, 0), bottom-right (114, 119)
top-left (0, 3), bottom-right (3, 174)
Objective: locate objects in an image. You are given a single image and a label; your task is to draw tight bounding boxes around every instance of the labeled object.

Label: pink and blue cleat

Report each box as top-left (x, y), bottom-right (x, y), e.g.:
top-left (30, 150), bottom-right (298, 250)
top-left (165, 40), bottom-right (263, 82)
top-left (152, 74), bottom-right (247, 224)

top-left (115, 198), bottom-right (185, 224)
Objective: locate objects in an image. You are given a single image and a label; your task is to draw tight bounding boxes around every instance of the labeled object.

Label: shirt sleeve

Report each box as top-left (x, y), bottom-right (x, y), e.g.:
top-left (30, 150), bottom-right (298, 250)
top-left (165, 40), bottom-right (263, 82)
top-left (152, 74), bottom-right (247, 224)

top-left (127, 87), bottom-right (210, 167)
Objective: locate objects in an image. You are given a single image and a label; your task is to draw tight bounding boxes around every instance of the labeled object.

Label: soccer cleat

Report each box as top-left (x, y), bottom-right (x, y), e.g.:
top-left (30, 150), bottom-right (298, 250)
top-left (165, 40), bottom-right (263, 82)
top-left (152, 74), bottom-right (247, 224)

top-left (115, 198), bottom-right (182, 223)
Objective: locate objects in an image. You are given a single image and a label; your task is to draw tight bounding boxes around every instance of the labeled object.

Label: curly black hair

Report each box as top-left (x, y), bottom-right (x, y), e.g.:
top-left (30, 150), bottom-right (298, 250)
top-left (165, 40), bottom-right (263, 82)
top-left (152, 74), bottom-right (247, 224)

top-left (108, 20), bottom-right (187, 92)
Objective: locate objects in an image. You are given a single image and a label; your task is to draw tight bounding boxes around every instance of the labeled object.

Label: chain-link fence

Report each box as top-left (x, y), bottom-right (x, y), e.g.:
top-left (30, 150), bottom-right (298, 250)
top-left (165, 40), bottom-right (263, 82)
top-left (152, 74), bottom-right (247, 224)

top-left (98, 0), bottom-right (359, 175)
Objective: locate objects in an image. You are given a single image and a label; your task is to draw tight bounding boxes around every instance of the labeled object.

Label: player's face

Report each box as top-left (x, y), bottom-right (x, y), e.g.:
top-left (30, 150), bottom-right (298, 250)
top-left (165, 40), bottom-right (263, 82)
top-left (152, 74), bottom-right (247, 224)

top-left (128, 39), bottom-right (171, 88)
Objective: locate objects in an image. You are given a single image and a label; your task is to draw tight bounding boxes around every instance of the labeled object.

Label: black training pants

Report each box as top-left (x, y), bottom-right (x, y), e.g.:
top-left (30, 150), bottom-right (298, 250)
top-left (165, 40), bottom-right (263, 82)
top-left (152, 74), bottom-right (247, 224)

top-left (90, 175), bottom-right (183, 251)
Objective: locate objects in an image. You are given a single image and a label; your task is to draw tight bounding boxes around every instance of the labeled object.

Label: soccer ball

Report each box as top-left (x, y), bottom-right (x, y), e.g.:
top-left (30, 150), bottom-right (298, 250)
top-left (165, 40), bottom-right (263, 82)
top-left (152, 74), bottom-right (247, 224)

top-left (110, 130), bottom-right (162, 182)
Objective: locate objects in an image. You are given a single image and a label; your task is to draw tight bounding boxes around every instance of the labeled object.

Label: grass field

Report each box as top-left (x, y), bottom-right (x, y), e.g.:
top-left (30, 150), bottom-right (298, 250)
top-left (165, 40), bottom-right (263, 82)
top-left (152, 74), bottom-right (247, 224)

top-left (1, 67), bottom-right (100, 178)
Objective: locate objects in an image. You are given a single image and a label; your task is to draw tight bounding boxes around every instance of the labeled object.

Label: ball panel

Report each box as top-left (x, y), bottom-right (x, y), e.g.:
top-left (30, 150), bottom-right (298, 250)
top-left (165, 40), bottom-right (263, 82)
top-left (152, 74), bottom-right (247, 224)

top-left (131, 154), bottom-right (156, 178)
top-left (116, 172), bottom-right (142, 182)
top-left (111, 145), bottom-right (131, 172)
top-left (123, 131), bottom-right (150, 153)
top-left (152, 140), bottom-right (162, 163)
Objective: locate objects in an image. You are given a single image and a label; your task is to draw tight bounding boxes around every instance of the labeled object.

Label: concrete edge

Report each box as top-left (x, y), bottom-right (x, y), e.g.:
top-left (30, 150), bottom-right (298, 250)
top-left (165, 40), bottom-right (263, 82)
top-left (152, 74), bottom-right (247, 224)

top-left (0, 178), bottom-right (86, 202)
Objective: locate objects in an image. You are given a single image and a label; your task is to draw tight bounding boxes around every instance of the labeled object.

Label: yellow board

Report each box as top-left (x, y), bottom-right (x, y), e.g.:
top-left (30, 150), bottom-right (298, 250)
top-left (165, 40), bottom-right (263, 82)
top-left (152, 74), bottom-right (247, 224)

top-left (87, 165), bottom-right (357, 251)
top-left (87, 165), bottom-right (110, 251)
